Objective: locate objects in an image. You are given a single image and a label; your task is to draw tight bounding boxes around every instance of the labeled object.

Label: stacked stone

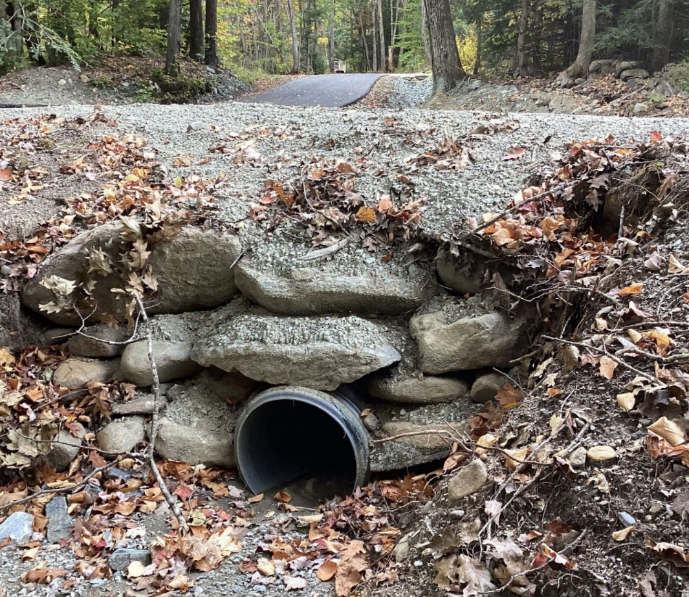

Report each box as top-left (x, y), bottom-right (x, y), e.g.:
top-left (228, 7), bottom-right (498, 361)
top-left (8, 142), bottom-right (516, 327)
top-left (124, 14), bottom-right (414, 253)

top-left (22, 223), bottom-right (531, 472)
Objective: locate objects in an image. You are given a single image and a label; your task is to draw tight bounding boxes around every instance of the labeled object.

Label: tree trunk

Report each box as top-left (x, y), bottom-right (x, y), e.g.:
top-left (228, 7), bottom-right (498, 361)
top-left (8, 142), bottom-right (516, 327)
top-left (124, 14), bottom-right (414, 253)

top-left (205, 0), bottom-right (219, 68)
top-left (651, 0), bottom-right (673, 72)
top-left (0, 0), bottom-right (8, 52)
top-left (474, 10), bottom-right (482, 75)
top-left (286, 0), bottom-right (300, 72)
top-left (165, 0), bottom-right (182, 76)
top-left (387, 0), bottom-right (400, 71)
top-left (421, 0), bottom-right (431, 66)
top-left (189, 0), bottom-right (204, 61)
top-left (359, 12), bottom-right (369, 72)
top-left (371, 2), bottom-right (377, 71)
top-left (328, 0), bottom-right (335, 71)
top-left (377, 0), bottom-right (385, 71)
top-left (423, 0), bottom-right (465, 92)
top-left (560, 0), bottom-right (595, 82)
top-left (517, 0), bottom-right (529, 77)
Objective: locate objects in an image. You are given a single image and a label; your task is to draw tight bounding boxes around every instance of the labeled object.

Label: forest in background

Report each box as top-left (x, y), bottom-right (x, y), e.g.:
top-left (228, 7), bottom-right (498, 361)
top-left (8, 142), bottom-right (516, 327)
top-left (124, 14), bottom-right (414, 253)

top-left (0, 0), bottom-right (688, 83)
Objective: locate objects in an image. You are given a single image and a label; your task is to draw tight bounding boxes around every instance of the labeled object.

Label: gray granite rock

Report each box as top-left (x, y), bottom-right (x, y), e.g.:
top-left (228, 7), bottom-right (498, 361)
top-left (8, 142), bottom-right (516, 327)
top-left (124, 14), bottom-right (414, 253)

top-left (96, 417), bottom-right (146, 455)
top-left (192, 306), bottom-right (402, 390)
top-left (367, 371), bottom-right (470, 404)
top-left (22, 224), bottom-right (242, 324)
top-left (235, 261), bottom-right (424, 315)
top-left (448, 460), bottom-right (488, 501)
top-left (45, 496), bottom-right (73, 543)
top-left (411, 310), bottom-right (529, 373)
top-left (0, 511), bottom-right (34, 544)
top-left (470, 372), bottom-right (509, 403)
top-left (47, 423), bottom-right (85, 472)
top-left (108, 548), bottom-right (151, 572)
top-left (67, 325), bottom-right (130, 357)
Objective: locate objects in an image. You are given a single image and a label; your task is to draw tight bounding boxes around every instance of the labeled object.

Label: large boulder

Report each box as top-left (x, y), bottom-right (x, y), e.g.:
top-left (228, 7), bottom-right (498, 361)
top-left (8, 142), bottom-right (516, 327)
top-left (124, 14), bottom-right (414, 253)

top-left (119, 341), bottom-right (201, 387)
top-left (67, 325), bottom-right (130, 358)
top-left (22, 223), bottom-right (128, 325)
top-left (410, 302), bottom-right (529, 374)
top-left (367, 370), bottom-right (470, 405)
top-left (615, 60), bottom-right (643, 78)
top-left (620, 68), bottom-right (650, 81)
top-left (235, 261), bottom-right (425, 315)
top-left (588, 59), bottom-right (616, 76)
top-left (53, 358), bottom-right (119, 389)
top-left (191, 304), bottom-right (402, 390)
top-left (155, 419), bottom-right (235, 467)
top-left (147, 228), bottom-right (242, 313)
top-left (22, 224), bottom-right (242, 325)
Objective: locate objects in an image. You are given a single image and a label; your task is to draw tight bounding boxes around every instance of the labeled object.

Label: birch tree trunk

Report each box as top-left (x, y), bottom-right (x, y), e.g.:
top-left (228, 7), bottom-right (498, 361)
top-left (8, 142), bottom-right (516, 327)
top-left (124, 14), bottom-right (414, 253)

top-left (164, 0), bottom-right (182, 76)
top-left (423, 0), bottom-right (465, 92)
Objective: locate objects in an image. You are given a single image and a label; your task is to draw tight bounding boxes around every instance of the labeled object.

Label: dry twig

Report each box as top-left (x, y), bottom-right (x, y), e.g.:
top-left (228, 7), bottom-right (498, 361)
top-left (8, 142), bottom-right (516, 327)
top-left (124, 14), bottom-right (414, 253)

top-left (134, 294), bottom-right (190, 534)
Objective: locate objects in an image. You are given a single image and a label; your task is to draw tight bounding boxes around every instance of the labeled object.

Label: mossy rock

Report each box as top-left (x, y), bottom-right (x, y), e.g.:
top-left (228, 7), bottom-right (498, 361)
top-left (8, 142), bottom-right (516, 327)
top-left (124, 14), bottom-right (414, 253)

top-left (151, 70), bottom-right (217, 103)
top-left (663, 62), bottom-right (689, 92)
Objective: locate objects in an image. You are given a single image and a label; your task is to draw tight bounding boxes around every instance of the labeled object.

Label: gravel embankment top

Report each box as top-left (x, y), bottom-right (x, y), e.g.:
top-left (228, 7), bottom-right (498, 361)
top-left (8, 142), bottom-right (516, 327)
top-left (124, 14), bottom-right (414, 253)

top-left (3, 101), bottom-right (688, 277)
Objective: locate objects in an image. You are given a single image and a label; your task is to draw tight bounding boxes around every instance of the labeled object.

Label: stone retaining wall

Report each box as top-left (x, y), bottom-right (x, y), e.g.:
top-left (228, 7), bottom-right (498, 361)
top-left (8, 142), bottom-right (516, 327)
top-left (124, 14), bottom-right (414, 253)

top-left (22, 222), bottom-right (534, 472)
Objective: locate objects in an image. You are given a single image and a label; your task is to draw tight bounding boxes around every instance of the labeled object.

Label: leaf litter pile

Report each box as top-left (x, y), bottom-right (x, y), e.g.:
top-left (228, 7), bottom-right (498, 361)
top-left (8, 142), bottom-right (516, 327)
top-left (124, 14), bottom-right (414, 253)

top-left (2, 109), bottom-right (689, 597)
top-left (385, 131), bottom-right (689, 597)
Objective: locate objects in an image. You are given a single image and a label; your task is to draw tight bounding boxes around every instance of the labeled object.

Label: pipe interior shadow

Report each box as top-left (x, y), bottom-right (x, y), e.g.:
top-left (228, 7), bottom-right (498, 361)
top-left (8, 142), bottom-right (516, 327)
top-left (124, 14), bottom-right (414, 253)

top-left (237, 399), bottom-right (358, 500)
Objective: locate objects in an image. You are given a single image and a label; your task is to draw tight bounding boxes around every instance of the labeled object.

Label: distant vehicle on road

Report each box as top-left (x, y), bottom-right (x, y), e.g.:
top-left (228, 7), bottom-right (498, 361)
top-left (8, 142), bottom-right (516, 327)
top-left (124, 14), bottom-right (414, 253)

top-left (333, 59), bottom-right (347, 73)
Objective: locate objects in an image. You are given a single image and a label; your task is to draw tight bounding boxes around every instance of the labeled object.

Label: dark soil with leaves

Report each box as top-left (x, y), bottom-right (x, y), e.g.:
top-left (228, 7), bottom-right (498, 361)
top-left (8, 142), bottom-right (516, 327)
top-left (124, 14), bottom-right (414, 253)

top-left (0, 57), bottom-right (248, 107)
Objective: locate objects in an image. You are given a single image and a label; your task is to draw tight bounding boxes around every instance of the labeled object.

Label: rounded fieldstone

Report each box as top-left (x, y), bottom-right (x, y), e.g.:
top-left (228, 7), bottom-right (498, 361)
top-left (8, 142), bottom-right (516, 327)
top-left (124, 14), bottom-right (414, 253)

top-left (470, 372), bottom-right (508, 403)
top-left (587, 445), bottom-right (617, 466)
top-left (53, 358), bottom-right (119, 389)
top-left (448, 460), bottom-right (488, 502)
top-left (96, 417), bottom-right (145, 455)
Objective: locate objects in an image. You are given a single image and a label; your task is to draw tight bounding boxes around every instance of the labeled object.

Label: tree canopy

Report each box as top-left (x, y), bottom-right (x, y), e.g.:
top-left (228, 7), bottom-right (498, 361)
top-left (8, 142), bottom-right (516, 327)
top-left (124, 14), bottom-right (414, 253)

top-left (1, 0), bottom-right (688, 80)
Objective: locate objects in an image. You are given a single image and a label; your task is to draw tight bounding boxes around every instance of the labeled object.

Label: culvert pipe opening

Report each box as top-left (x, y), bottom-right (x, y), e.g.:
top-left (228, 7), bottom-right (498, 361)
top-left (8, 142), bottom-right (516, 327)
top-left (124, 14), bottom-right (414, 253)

top-left (234, 386), bottom-right (370, 501)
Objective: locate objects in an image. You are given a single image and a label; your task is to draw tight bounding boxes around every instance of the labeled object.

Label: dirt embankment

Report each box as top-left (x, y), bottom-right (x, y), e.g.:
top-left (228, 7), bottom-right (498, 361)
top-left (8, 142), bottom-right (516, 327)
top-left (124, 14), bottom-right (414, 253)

top-left (0, 56), bottom-right (249, 106)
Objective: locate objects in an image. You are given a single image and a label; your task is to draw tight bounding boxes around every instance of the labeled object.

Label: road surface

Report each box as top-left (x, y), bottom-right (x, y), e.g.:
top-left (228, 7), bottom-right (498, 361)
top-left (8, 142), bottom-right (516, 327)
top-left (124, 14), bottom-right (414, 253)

top-left (239, 74), bottom-right (384, 108)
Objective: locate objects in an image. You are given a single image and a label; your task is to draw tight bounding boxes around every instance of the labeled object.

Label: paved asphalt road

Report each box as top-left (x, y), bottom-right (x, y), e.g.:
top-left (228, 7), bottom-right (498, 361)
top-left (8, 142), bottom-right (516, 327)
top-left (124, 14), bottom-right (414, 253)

top-left (239, 74), bottom-right (384, 108)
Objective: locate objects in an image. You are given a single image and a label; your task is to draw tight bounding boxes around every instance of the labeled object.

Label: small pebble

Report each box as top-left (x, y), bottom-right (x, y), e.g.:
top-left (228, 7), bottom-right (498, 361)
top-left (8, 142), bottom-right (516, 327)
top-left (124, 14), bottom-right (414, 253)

top-left (618, 511), bottom-right (636, 526)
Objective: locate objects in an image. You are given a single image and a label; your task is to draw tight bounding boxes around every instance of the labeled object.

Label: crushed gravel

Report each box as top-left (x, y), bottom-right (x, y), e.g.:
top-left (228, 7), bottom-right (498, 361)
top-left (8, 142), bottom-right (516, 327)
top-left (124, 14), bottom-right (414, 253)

top-left (4, 101), bottom-right (689, 280)
top-left (386, 74), bottom-right (433, 108)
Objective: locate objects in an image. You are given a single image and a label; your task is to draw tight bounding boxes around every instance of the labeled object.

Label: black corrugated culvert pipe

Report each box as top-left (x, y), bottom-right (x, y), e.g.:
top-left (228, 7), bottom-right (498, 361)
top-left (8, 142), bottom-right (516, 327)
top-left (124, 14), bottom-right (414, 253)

top-left (234, 385), bottom-right (370, 500)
